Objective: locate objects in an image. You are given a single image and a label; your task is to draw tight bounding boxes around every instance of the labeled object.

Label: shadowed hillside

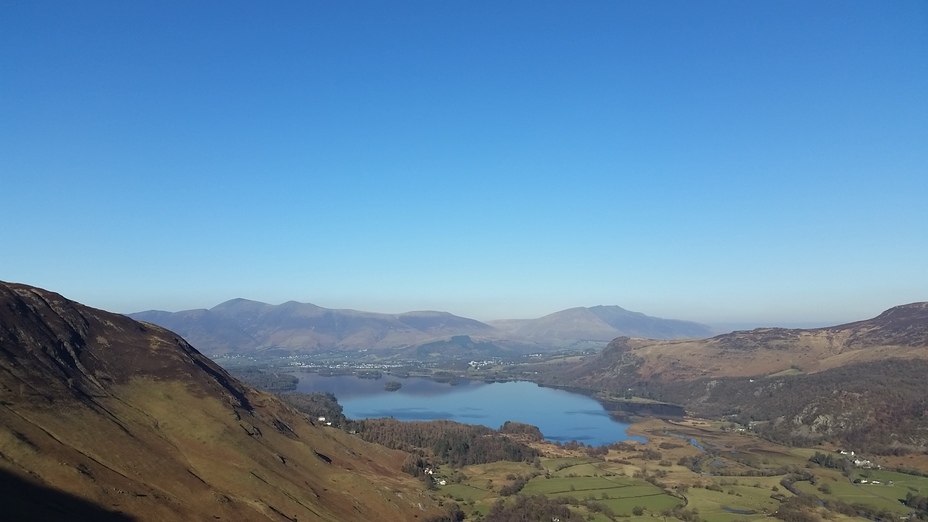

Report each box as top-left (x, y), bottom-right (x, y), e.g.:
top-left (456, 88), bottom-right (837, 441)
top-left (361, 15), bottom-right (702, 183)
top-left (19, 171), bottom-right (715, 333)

top-left (0, 467), bottom-right (136, 522)
top-left (0, 281), bottom-right (441, 521)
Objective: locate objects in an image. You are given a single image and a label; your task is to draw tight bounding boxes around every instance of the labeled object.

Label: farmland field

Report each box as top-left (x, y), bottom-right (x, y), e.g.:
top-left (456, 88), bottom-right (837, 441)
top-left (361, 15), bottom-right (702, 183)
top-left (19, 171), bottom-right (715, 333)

top-left (685, 484), bottom-right (780, 521)
top-left (429, 417), bottom-right (928, 521)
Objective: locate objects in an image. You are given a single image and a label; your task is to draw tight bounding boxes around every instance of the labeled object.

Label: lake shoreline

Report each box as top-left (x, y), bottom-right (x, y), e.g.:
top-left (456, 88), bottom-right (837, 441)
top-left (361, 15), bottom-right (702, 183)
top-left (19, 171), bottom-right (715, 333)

top-left (289, 372), bottom-right (645, 446)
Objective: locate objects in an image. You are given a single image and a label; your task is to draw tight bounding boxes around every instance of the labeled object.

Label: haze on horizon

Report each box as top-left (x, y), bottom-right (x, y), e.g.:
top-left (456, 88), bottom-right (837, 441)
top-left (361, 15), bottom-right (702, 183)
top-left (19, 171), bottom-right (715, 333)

top-left (3, 2), bottom-right (926, 328)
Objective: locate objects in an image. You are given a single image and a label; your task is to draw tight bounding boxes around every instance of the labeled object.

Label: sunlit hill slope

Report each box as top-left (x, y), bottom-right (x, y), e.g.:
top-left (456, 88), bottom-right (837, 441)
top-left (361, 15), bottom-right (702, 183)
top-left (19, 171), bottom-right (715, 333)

top-left (0, 281), bottom-right (440, 521)
top-left (545, 303), bottom-right (928, 448)
top-left (567, 302), bottom-right (928, 383)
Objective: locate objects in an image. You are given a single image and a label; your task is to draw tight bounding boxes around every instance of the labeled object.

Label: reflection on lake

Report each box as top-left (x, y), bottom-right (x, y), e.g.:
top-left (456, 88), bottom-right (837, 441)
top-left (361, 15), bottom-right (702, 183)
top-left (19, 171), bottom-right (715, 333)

top-left (291, 373), bottom-right (644, 446)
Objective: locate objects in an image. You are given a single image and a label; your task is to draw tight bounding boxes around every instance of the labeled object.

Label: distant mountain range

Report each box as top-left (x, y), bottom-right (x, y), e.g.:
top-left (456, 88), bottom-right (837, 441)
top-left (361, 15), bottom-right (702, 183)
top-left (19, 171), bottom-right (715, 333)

top-left (129, 300), bottom-right (714, 356)
top-left (488, 305), bottom-right (713, 343)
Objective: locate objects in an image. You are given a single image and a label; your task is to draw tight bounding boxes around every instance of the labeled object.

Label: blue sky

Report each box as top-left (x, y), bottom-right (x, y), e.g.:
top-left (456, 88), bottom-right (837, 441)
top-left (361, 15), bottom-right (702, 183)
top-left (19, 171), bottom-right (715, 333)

top-left (3, 1), bottom-right (927, 326)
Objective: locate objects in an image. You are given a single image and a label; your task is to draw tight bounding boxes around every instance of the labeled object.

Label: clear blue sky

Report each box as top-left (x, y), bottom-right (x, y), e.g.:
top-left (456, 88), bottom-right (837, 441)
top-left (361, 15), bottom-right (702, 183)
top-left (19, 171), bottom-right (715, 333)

top-left (3, 1), bottom-right (927, 326)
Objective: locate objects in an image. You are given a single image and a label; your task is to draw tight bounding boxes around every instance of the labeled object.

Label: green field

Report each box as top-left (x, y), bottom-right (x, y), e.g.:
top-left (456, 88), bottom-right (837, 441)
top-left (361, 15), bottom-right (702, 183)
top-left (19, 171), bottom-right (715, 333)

top-left (552, 462), bottom-right (613, 477)
top-left (441, 482), bottom-right (491, 503)
top-left (601, 494), bottom-right (682, 515)
top-left (684, 486), bottom-right (778, 522)
top-left (765, 368), bottom-right (804, 378)
top-left (868, 469), bottom-right (928, 493)
top-left (432, 419), bottom-right (928, 522)
top-left (787, 467), bottom-right (928, 516)
top-left (442, 456), bottom-right (684, 518)
top-left (542, 457), bottom-right (593, 471)
top-left (521, 470), bottom-right (682, 516)
top-left (523, 476), bottom-right (632, 494)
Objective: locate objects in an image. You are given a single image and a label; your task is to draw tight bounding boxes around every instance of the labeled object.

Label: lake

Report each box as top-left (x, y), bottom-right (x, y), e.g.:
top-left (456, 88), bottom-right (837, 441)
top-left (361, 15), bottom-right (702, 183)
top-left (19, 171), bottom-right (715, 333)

top-left (291, 373), bottom-right (644, 446)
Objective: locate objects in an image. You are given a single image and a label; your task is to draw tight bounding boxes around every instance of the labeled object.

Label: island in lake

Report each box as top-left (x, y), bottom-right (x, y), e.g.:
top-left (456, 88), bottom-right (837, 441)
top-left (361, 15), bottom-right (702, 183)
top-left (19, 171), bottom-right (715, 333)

top-left (383, 380), bottom-right (402, 391)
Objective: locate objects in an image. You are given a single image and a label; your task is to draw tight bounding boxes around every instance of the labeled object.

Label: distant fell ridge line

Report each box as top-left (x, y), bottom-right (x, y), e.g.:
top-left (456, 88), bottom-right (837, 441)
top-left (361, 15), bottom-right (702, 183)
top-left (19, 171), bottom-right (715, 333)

top-left (129, 299), bottom-right (714, 355)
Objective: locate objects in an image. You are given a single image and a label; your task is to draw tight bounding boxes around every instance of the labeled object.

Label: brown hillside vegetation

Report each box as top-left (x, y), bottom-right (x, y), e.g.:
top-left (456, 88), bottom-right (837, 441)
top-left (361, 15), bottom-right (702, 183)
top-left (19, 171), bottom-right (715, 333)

top-left (537, 304), bottom-right (928, 449)
top-left (0, 281), bottom-right (441, 521)
top-left (567, 303), bottom-right (928, 384)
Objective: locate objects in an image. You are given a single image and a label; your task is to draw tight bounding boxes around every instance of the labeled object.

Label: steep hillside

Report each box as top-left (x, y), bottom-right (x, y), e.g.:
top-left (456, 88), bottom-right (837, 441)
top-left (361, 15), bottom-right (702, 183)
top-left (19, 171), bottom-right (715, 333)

top-left (131, 299), bottom-right (496, 355)
top-left (542, 303), bottom-right (928, 448)
top-left (557, 303), bottom-right (928, 384)
top-left (655, 358), bottom-right (928, 449)
top-left (0, 281), bottom-right (440, 521)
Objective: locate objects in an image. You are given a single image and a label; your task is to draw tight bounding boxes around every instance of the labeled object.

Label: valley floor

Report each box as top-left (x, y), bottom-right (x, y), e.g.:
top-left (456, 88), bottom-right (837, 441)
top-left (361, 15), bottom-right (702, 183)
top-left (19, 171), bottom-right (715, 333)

top-left (425, 417), bottom-right (928, 522)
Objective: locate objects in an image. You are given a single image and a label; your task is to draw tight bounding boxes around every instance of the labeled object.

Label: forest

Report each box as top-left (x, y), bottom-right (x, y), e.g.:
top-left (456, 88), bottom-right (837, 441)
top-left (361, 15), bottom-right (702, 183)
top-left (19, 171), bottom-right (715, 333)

top-left (227, 366), bottom-right (298, 391)
top-left (569, 358), bottom-right (928, 452)
top-left (279, 391), bottom-right (348, 426)
top-left (352, 418), bottom-right (541, 467)
top-left (279, 392), bottom-right (541, 468)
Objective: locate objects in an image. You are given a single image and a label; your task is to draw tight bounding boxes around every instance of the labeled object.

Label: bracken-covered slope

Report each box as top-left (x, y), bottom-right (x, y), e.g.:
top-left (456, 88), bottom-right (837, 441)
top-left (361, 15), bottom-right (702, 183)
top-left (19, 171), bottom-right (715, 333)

top-left (563, 302), bottom-right (928, 384)
top-left (0, 281), bottom-right (440, 522)
top-left (544, 303), bottom-right (928, 448)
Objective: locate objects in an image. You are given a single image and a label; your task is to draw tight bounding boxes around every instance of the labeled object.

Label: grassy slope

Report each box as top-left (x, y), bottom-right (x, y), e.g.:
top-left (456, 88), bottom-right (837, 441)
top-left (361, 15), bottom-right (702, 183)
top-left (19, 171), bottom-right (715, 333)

top-left (0, 281), bottom-right (444, 521)
top-left (1, 378), bottom-right (439, 521)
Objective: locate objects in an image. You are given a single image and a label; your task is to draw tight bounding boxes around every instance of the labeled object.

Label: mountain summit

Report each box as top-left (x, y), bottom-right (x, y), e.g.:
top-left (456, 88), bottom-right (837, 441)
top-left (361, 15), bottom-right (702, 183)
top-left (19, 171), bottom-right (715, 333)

top-left (0, 281), bottom-right (439, 521)
top-left (488, 305), bottom-right (713, 343)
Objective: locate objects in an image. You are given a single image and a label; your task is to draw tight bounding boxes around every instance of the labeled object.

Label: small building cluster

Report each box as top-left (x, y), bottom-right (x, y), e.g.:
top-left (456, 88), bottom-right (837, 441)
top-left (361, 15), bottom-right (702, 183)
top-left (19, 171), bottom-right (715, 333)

top-left (837, 449), bottom-right (875, 468)
top-left (423, 467), bottom-right (447, 486)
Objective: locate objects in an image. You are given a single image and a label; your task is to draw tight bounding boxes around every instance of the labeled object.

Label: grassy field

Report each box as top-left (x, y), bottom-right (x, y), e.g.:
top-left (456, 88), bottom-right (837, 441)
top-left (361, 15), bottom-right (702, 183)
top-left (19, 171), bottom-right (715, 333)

top-left (790, 467), bottom-right (928, 516)
top-left (765, 368), bottom-right (804, 378)
top-left (684, 485), bottom-right (779, 521)
top-left (868, 469), bottom-right (928, 493)
top-left (526, 462), bottom-right (682, 516)
top-left (794, 479), bottom-right (910, 514)
top-left (429, 418), bottom-right (928, 521)
top-left (436, 454), bottom-right (684, 518)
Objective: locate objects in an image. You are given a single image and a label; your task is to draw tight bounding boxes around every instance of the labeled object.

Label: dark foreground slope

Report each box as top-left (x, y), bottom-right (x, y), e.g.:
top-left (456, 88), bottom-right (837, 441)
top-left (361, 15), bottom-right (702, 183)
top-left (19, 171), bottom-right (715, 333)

top-left (0, 281), bottom-right (440, 521)
top-left (540, 304), bottom-right (928, 449)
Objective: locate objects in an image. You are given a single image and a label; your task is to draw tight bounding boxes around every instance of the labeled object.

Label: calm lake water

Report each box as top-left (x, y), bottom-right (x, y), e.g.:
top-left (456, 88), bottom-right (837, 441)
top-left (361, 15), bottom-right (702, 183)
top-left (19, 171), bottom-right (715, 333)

top-left (291, 373), bottom-right (644, 446)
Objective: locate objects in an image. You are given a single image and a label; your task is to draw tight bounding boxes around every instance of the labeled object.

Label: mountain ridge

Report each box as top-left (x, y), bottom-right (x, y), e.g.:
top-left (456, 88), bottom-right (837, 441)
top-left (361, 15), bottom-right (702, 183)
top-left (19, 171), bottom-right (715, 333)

top-left (130, 300), bottom-right (714, 355)
top-left (487, 305), bottom-right (713, 342)
top-left (538, 302), bottom-right (928, 447)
